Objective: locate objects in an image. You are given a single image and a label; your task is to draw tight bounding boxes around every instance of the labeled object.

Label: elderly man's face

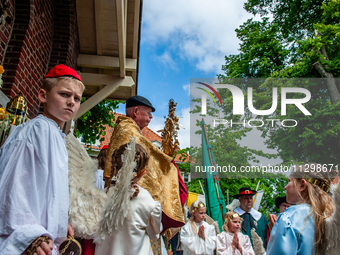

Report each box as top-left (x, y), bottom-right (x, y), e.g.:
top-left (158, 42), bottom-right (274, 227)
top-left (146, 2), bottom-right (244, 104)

top-left (239, 195), bottom-right (253, 212)
top-left (134, 106), bottom-right (153, 130)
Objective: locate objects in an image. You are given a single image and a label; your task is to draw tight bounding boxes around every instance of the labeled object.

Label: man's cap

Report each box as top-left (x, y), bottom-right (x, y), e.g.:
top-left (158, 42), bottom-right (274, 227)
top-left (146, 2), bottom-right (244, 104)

top-left (126, 95), bottom-right (155, 112)
top-left (275, 196), bottom-right (288, 208)
top-left (233, 187), bottom-right (257, 199)
top-left (44, 64), bottom-right (82, 82)
top-left (101, 145), bottom-right (109, 151)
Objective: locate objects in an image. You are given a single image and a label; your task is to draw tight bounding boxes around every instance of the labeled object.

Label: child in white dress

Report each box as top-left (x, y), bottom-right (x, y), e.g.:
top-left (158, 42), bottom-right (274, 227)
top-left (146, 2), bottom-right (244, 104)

top-left (180, 201), bottom-right (216, 255)
top-left (94, 141), bottom-right (162, 255)
top-left (216, 212), bottom-right (255, 255)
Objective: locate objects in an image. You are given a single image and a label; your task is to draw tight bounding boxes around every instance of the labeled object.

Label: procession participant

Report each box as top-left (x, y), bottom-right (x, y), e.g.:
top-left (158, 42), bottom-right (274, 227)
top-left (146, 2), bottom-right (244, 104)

top-left (268, 196), bottom-right (292, 230)
top-left (180, 201), bottom-right (216, 255)
top-left (95, 140), bottom-right (162, 255)
top-left (95, 144), bottom-right (108, 190)
top-left (80, 146), bottom-right (109, 255)
top-left (0, 64), bottom-right (84, 255)
top-left (233, 187), bottom-right (269, 249)
top-left (103, 95), bottom-right (185, 233)
top-left (216, 212), bottom-right (255, 255)
top-left (267, 163), bottom-right (334, 255)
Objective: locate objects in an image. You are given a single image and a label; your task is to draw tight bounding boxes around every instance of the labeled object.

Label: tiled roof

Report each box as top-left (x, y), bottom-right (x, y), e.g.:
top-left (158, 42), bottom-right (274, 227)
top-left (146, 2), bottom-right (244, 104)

top-left (99, 112), bottom-right (163, 148)
top-left (332, 177), bottom-right (340, 184)
top-left (98, 113), bottom-right (190, 164)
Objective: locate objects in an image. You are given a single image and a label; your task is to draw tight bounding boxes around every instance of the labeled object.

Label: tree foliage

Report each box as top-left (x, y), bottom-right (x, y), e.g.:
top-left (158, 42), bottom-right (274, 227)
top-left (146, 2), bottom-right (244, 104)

top-left (75, 99), bottom-right (123, 145)
top-left (188, 0), bottom-right (340, 218)
top-left (218, 0), bottom-right (340, 164)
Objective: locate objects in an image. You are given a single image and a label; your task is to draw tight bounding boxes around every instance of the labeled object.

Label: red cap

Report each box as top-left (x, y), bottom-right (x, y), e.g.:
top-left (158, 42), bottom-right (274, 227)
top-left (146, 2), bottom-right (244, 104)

top-left (101, 145), bottom-right (109, 150)
top-left (44, 64), bottom-right (82, 82)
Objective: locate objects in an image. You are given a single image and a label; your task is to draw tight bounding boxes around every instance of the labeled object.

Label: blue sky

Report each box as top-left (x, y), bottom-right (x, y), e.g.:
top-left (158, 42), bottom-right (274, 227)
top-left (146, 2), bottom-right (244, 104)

top-left (117, 0), bottom-right (258, 149)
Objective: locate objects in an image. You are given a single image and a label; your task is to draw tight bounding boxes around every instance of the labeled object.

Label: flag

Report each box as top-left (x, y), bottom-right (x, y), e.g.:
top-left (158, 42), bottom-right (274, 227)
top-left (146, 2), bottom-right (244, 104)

top-left (252, 190), bottom-right (264, 211)
top-left (201, 120), bottom-right (226, 231)
top-left (187, 192), bottom-right (206, 207)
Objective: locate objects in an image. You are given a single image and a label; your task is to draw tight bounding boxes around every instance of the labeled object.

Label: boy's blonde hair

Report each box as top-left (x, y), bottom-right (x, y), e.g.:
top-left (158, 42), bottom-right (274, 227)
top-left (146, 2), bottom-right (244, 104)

top-left (42, 77), bottom-right (85, 92)
top-left (222, 211), bottom-right (242, 232)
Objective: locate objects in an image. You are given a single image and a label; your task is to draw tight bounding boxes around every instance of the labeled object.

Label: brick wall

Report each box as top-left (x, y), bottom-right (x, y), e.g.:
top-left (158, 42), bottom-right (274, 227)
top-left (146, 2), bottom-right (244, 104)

top-left (49, 0), bottom-right (79, 70)
top-left (0, 0), bottom-right (14, 63)
top-left (0, 0), bottom-right (79, 118)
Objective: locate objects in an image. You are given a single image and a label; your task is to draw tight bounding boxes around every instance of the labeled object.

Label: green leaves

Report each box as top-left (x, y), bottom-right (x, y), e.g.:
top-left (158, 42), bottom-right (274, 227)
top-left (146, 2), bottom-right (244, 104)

top-left (75, 99), bottom-right (123, 145)
top-left (220, 0), bottom-right (340, 164)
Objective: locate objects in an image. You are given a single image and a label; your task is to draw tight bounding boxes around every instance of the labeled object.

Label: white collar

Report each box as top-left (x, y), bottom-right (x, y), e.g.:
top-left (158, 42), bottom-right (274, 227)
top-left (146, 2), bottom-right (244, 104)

top-left (234, 207), bottom-right (262, 221)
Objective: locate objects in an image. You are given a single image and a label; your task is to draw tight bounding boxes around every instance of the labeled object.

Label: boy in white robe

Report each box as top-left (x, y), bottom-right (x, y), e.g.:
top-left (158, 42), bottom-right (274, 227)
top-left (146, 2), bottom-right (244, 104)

top-left (0, 64), bottom-right (84, 255)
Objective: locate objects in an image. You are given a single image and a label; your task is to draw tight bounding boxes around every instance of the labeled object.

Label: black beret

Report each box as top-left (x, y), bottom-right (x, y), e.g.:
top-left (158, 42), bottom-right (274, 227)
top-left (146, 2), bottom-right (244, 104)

top-left (126, 95), bottom-right (155, 112)
top-left (275, 196), bottom-right (287, 208)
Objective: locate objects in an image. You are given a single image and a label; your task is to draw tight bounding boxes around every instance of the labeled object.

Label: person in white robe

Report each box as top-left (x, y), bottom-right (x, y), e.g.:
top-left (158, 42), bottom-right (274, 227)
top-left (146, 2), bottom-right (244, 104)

top-left (0, 64), bottom-right (84, 255)
top-left (180, 201), bottom-right (216, 255)
top-left (94, 145), bottom-right (107, 190)
top-left (0, 115), bottom-right (69, 254)
top-left (95, 186), bottom-right (162, 255)
top-left (216, 211), bottom-right (254, 255)
top-left (217, 232), bottom-right (254, 255)
top-left (94, 140), bottom-right (162, 255)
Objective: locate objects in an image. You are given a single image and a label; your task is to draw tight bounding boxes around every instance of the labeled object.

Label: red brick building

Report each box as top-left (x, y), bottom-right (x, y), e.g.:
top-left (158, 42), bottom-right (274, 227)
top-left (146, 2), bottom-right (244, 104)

top-left (0, 0), bottom-right (141, 122)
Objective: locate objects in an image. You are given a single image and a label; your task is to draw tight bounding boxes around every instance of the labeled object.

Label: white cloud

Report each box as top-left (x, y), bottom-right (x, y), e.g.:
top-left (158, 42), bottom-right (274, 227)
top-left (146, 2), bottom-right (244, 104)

top-left (177, 107), bottom-right (191, 149)
top-left (143, 0), bottom-right (257, 73)
top-left (147, 115), bottom-right (165, 135)
top-left (156, 51), bottom-right (178, 71)
top-left (183, 84), bottom-right (190, 96)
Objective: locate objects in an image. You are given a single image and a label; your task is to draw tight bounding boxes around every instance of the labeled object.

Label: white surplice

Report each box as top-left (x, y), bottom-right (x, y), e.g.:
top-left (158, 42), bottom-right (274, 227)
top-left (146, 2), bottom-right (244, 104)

top-left (0, 115), bottom-right (69, 255)
top-left (180, 220), bottom-right (216, 255)
top-left (95, 186), bottom-right (162, 255)
top-left (95, 169), bottom-right (105, 190)
top-left (216, 231), bottom-right (255, 255)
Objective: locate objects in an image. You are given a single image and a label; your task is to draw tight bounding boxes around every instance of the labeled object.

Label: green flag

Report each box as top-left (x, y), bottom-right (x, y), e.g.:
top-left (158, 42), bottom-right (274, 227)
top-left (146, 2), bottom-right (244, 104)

top-left (201, 120), bottom-right (226, 231)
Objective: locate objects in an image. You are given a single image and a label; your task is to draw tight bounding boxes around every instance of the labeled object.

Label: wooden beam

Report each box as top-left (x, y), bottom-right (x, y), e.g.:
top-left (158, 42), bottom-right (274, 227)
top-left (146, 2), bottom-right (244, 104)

top-left (94, 0), bottom-right (103, 55)
top-left (64, 119), bottom-right (76, 135)
top-left (116, 0), bottom-right (126, 78)
top-left (77, 54), bottom-right (136, 71)
top-left (79, 72), bottom-right (135, 86)
top-left (132, 0), bottom-right (140, 59)
top-left (131, 0), bottom-right (140, 83)
top-left (74, 75), bottom-right (135, 120)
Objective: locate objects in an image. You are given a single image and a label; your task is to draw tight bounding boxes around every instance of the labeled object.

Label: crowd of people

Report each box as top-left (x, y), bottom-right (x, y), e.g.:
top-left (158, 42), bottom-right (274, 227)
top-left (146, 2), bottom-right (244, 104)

top-left (177, 170), bottom-right (334, 255)
top-left (0, 64), bottom-right (337, 255)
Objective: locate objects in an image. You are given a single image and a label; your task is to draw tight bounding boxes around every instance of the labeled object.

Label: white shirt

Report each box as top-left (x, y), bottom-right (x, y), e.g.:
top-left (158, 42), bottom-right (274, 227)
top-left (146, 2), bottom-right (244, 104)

top-left (180, 220), bottom-right (216, 255)
top-left (95, 169), bottom-right (105, 190)
top-left (0, 115), bottom-right (69, 254)
top-left (216, 231), bottom-right (255, 255)
top-left (95, 186), bottom-right (162, 255)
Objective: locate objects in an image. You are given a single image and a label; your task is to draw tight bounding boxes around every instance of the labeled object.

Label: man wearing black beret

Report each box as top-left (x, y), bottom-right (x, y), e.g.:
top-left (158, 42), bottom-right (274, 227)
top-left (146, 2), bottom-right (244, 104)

top-left (103, 95), bottom-right (186, 246)
top-left (125, 95), bottom-right (155, 130)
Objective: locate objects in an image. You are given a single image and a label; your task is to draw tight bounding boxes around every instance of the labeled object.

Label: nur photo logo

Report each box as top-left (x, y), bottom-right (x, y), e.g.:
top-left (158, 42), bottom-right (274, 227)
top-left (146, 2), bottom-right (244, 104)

top-left (195, 79), bottom-right (312, 128)
top-left (198, 83), bottom-right (311, 116)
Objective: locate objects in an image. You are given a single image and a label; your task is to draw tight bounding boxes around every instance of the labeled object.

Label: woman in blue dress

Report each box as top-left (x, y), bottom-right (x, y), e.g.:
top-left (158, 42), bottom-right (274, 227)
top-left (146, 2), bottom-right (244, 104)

top-left (267, 163), bottom-right (334, 255)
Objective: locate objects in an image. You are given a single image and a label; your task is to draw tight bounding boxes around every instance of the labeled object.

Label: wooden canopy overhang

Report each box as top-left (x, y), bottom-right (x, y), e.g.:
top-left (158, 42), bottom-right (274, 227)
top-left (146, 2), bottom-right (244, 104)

top-left (74, 0), bottom-right (142, 120)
